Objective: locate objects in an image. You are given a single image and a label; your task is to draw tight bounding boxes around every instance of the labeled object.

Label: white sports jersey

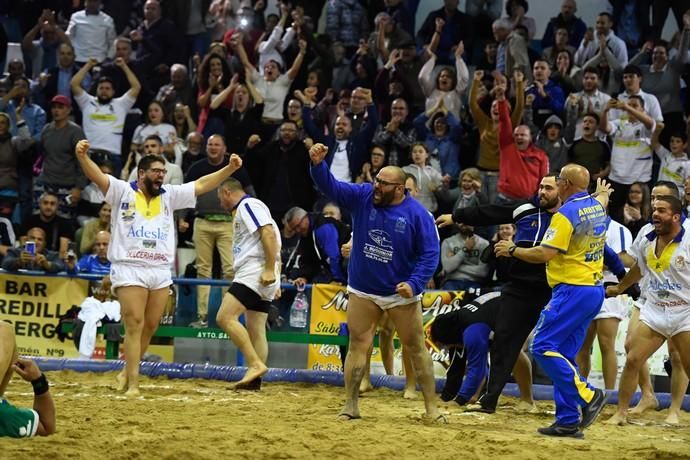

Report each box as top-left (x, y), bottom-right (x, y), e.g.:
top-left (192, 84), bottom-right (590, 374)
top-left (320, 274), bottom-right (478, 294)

top-left (603, 218), bottom-right (633, 284)
top-left (105, 175), bottom-right (196, 267)
top-left (75, 92), bottom-right (136, 155)
top-left (629, 222), bottom-right (690, 309)
top-left (607, 118), bottom-right (654, 185)
top-left (631, 220), bottom-right (690, 300)
top-left (232, 196), bottom-right (281, 272)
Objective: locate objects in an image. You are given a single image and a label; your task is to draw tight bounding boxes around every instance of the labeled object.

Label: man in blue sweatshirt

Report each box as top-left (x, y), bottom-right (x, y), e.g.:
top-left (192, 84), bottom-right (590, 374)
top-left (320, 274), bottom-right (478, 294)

top-left (309, 142), bottom-right (444, 423)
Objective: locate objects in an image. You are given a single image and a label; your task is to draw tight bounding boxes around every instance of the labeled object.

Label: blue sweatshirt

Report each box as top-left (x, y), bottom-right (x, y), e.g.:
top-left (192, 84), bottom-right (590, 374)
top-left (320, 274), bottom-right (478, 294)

top-left (310, 161), bottom-right (439, 296)
top-left (313, 220), bottom-right (347, 282)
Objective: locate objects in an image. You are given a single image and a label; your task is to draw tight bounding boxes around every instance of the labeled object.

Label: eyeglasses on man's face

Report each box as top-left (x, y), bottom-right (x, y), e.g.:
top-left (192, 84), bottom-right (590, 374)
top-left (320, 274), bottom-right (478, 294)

top-left (374, 177), bottom-right (402, 187)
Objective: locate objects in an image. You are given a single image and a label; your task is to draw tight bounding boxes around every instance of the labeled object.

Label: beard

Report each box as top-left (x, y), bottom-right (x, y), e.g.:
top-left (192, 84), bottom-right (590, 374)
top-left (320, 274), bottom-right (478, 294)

top-left (373, 188), bottom-right (396, 206)
top-left (539, 196), bottom-right (559, 210)
top-left (97, 95), bottom-right (113, 105)
top-left (458, 225), bottom-right (474, 238)
top-left (144, 176), bottom-right (163, 196)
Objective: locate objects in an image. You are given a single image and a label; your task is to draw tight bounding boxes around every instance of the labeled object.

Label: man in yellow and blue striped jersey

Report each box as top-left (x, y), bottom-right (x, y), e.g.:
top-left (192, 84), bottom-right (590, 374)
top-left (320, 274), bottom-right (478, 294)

top-left (495, 163), bottom-right (611, 438)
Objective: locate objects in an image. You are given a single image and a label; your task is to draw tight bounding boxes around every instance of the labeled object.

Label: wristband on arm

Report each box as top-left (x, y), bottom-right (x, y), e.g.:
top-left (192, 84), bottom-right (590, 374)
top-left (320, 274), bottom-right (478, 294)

top-left (31, 374), bottom-right (49, 396)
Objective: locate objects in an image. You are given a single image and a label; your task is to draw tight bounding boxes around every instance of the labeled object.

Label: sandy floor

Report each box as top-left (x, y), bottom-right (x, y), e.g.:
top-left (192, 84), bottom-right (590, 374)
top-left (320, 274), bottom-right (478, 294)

top-left (1, 370), bottom-right (689, 460)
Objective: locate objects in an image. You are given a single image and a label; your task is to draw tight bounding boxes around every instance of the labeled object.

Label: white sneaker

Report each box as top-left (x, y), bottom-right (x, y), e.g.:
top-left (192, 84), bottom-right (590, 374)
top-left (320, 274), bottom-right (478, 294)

top-left (189, 319), bottom-right (208, 328)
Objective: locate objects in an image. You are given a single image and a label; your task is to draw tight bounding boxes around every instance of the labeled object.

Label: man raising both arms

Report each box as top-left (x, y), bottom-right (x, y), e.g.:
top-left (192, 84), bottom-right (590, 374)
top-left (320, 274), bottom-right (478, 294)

top-left (308, 142), bottom-right (444, 423)
top-left (74, 139), bottom-right (243, 396)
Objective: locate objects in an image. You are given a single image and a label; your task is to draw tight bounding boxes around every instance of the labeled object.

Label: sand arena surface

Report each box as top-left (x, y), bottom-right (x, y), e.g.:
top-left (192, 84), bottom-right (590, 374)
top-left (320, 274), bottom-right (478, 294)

top-left (1, 370), bottom-right (689, 459)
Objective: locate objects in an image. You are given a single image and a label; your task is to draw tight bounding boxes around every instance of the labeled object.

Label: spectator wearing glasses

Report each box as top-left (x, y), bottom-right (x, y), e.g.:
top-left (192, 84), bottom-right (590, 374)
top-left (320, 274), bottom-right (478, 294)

top-left (309, 142), bottom-right (444, 423)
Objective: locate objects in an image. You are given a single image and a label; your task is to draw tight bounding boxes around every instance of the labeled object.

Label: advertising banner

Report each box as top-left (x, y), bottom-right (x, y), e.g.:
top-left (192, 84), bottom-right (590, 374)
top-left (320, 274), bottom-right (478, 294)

top-left (307, 285), bottom-right (472, 374)
top-left (0, 273), bottom-right (88, 358)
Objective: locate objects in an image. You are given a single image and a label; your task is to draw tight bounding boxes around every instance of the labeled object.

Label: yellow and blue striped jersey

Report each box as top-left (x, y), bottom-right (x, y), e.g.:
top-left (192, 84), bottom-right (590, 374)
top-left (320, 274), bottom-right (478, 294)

top-left (540, 191), bottom-right (608, 287)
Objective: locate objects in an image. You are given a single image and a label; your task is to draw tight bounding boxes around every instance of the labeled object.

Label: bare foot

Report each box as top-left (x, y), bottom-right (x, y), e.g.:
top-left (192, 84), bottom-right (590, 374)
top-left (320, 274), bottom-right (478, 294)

top-left (115, 371), bottom-right (128, 392)
top-left (629, 394), bottom-right (658, 414)
top-left (231, 363), bottom-right (268, 389)
top-left (515, 400), bottom-right (538, 413)
top-left (124, 387), bottom-right (141, 397)
top-left (232, 377), bottom-right (262, 391)
top-left (605, 412), bottom-right (627, 426)
top-left (403, 388), bottom-right (417, 400)
top-left (359, 380), bottom-right (374, 394)
top-left (422, 412), bottom-right (448, 425)
top-left (664, 410), bottom-right (681, 425)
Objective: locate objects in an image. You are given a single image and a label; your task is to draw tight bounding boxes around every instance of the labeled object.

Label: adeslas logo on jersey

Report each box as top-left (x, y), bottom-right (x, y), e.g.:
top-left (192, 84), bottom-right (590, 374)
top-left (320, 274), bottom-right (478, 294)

top-left (126, 225), bottom-right (168, 240)
top-left (649, 279), bottom-right (682, 291)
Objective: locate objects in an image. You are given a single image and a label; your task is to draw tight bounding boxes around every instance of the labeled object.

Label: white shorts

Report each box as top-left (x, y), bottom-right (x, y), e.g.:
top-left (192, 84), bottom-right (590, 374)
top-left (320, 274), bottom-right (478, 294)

top-left (110, 263), bottom-right (173, 292)
top-left (639, 302), bottom-right (690, 338)
top-left (233, 261), bottom-right (280, 301)
top-left (594, 296), bottom-right (629, 321)
top-left (347, 286), bottom-right (422, 311)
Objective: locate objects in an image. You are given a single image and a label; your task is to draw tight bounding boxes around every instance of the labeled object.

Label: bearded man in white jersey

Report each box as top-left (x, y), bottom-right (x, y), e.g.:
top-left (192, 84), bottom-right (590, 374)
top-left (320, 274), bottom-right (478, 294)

top-left (75, 139), bottom-right (243, 396)
top-left (216, 177), bottom-right (281, 389)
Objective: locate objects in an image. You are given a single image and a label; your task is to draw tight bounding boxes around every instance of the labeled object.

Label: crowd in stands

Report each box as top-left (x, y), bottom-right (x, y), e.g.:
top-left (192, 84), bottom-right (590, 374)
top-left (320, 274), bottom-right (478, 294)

top-left (2, 0), bottom-right (690, 297)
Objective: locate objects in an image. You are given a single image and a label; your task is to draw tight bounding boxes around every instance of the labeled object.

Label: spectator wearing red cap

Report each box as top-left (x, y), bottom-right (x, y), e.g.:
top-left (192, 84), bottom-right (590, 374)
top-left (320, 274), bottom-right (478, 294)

top-left (34, 95), bottom-right (87, 222)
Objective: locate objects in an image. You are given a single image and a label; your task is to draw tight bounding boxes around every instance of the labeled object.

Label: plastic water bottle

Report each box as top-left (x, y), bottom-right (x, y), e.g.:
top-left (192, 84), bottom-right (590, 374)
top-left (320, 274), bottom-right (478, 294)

top-left (289, 286), bottom-right (309, 328)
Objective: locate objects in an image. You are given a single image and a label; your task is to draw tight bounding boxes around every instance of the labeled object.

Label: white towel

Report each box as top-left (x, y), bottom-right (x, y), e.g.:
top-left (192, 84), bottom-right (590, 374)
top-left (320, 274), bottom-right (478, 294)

top-left (77, 297), bottom-right (121, 358)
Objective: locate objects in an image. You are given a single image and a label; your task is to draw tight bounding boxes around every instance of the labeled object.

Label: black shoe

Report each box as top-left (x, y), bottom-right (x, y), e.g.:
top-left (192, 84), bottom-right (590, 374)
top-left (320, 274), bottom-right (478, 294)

top-left (580, 388), bottom-right (609, 428)
top-left (465, 402), bottom-right (495, 414)
top-left (538, 423), bottom-right (584, 439)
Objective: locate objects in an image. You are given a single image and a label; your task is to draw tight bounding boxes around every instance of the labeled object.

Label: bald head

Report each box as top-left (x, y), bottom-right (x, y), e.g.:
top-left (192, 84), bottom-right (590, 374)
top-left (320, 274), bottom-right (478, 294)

top-left (560, 164), bottom-right (590, 190)
top-left (95, 230), bottom-right (111, 243)
top-left (381, 166), bottom-right (407, 184)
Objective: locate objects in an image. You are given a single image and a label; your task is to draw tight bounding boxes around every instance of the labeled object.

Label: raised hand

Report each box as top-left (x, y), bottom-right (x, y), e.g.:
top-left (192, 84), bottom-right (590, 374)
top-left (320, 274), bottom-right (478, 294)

top-left (309, 143), bottom-right (328, 165)
top-left (595, 177), bottom-right (613, 198)
top-left (75, 139), bottom-right (90, 159)
top-left (584, 28), bottom-right (594, 44)
top-left (304, 86), bottom-right (318, 100)
top-left (293, 89), bottom-right (309, 104)
top-left (454, 40), bottom-right (465, 58)
top-left (435, 17), bottom-right (445, 33)
top-left (228, 153), bottom-right (243, 170)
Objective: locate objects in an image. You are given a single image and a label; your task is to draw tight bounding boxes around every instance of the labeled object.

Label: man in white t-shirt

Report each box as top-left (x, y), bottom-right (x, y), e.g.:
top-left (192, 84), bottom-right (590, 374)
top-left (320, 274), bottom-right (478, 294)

top-left (66, 0), bottom-right (116, 64)
top-left (600, 95), bottom-right (655, 220)
top-left (74, 138), bottom-right (243, 396)
top-left (215, 177), bottom-right (281, 390)
top-left (71, 57), bottom-right (141, 177)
